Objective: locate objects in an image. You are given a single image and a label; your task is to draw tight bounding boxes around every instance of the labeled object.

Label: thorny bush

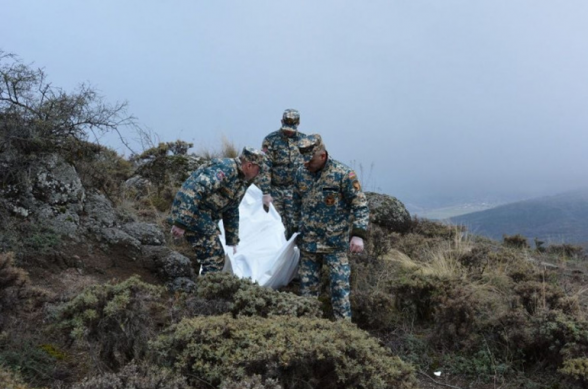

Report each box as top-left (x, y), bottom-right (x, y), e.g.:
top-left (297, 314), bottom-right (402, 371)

top-left (152, 314), bottom-right (418, 389)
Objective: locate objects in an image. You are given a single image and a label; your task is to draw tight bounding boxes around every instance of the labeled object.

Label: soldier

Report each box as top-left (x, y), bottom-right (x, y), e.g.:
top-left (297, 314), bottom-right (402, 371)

top-left (258, 109), bottom-right (307, 239)
top-left (169, 147), bottom-right (265, 275)
top-left (293, 134), bottom-right (369, 320)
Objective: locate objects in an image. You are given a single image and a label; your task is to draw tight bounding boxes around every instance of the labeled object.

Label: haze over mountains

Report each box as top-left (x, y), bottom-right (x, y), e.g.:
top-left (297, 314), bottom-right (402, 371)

top-left (448, 187), bottom-right (588, 246)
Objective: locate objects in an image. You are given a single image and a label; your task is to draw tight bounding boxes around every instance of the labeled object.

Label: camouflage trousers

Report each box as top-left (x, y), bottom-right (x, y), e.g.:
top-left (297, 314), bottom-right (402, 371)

top-left (184, 231), bottom-right (225, 275)
top-left (271, 186), bottom-right (295, 239)
top-left (299, 250), bottom-right (351, 320)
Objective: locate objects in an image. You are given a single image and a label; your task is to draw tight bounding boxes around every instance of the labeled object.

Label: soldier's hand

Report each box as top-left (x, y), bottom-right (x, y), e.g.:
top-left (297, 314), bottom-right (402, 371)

top-left (227, 245), bottom-right (238, 255)
top-left (170, 225), bottom-right (185, 238)
top-left (350, 236), bottom-right (364, 253)
top-left (262, 194), bottom-right (273, 207)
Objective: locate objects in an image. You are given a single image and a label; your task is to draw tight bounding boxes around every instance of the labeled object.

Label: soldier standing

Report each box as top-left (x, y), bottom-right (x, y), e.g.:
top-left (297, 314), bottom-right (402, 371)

top-left (169, 147), bottom-right (265, 275)
top-left (258, 109), bottom-right (307, 239)
top-left (293, 134), bottom-right (369, 320)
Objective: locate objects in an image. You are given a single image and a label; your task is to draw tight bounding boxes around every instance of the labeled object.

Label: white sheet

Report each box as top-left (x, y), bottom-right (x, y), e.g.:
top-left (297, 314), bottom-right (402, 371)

top-left (218, 184), bottom-right (299, 289)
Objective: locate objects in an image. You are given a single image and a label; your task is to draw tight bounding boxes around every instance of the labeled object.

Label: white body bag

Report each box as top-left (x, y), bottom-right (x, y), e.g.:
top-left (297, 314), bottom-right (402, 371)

top-left (218, 184), bottom-right (299, 289)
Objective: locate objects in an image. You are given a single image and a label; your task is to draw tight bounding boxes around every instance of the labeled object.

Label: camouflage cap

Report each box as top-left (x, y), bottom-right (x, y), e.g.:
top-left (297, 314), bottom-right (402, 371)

top-left (241, 146), bottom-right (266, 169)
top-left (297, 134), bottom-right (324, 162)
top-left (281, 109), bottom-right (300, 129)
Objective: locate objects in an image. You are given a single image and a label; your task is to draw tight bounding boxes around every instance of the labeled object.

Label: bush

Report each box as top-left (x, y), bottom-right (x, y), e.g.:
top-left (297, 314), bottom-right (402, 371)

top-left (410, 217), bottom-right (461, 239)
top-left (546, 243), bottom-right (585, 259)
top-left (221, 375), bottom-right (283, 389)
top-left (0, 365), bottom-right (31, 389)
top-left (152, 315), bottom-right (418, 389)
top-left (559, 358), bottom-right (588, 387)
top-left (513, 281), bottom-right (566, 315)
top-left (54, 276), bottom-right (166, 369)
top-left (0, 332), bottom-right (62, 386)
top-left (195, 272), bottom-right (322, 318)
top-left (350, 254), bottom-right (400, 331)
top-left (71, 362), bottom-right (189, 389)
top-left (69, 141), bottom-right (134, 200)
top-left (0, 252), bottom-right (28, 311)
top-left (392, 271), bottom-right (454, 323)
top-left (503, 234), bottom-right (530, 249)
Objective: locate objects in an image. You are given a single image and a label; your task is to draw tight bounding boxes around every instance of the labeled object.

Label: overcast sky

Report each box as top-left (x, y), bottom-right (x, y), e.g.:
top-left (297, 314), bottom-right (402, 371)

top-left (3, 1), bottom-right (588, 207)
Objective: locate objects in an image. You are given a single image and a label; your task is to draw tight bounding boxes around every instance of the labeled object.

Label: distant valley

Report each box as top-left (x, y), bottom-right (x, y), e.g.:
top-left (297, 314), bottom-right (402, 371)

top-left (448, 188), bottom-right (588, 246)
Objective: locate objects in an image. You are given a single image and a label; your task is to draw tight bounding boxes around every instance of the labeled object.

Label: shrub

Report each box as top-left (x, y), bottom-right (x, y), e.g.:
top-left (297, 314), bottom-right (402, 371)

top-left (195, 272), bottom-right (322, 318)
top-left (68, 141), bottom-right (134, 200)
top-left (221, 375), bottom-right (283, 389)
top-left (71, 362), bottom-right (189, 389)
top-left (0, 332), bottom-right (61, 386)
top-left (152, 315), bottom-right (418, 389)
top-left (350, 254), bottom-right (400, 331)
top-left (559, 358), bottom-right (588, 386)
top-left (546, 243), bottom-right (585, 259)
top-left (0, 365), bottom-right (31, 389)
top-left (0, 252), bottom-right (28, 310)
top-left (503, 234), bottom-right (530, 249)
top-left (392, 271), bottom-right (454, 323)
top-left (365, 226), bottom-right (395, 259)
top-left (131, 140), bottom-right (197, 194)
top-left (513, 281), bottom-right (566, 315)
top-left (410, 217), bottom-right (461, 239)
top-left (525, 311), bottom-right (588, 366)
top-left (0, 252), bottom-right (47, 330)
top-left (54, 276), bottom-right (166, 369)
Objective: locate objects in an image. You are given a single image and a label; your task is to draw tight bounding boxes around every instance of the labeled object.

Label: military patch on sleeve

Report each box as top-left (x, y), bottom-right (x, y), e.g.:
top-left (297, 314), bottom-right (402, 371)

top-left (216, 171), bottom-right (226, 181)
top-left (352, 180), bottom-right (361, 191)
top-left (349, 171), bottom-right (357, 180)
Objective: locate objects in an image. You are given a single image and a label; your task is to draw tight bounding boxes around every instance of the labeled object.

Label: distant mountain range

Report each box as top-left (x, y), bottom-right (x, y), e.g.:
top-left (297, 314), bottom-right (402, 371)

top-left (449, 188), bottom-right (588, 245)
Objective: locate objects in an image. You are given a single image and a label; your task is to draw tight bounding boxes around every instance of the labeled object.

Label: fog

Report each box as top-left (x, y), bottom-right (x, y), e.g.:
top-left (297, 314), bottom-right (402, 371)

top-left (3, 0), bottom-right (588, 208)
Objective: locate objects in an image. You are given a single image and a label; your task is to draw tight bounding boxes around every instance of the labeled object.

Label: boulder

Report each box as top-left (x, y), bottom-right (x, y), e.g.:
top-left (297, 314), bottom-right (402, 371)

top-left (155, 251), bottom-right (195, 280)
top-left (84, 192), bottom-right (117, 228)
top-left (121, 222), bottom-right (165, 246)
top-left (365, 191), bottom-right (412, 233)
top-left (0, 153), bottom-right (85, 236)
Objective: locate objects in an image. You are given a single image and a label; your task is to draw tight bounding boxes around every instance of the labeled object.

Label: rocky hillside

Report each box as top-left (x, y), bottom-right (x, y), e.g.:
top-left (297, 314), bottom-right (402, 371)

top-left (2, 53), bottom-right (588, 389)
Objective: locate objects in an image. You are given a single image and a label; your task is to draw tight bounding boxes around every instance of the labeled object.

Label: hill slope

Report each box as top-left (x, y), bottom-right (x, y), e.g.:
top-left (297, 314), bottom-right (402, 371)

top-left (450, 188), bottom-right (588, 244)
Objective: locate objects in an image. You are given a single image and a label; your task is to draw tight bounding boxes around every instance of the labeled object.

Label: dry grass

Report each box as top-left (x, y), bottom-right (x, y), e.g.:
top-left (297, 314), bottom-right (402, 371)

top-left (198, 135), bottom-right (240, 160)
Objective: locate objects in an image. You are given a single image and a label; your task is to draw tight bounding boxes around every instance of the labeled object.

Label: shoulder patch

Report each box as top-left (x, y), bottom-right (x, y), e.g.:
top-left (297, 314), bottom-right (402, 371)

top-left (216, 170), bottom-right (226, 181)
top-left (349, 171), bottom-right (357, 180)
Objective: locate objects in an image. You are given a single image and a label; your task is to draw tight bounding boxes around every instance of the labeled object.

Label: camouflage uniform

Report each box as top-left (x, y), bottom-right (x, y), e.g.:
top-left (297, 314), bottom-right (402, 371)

top-left (293, 135), bottom-right (369, 320)
top-left (169, 147), bottom-right (265, 275)
top-left (257, 109), bottom-right (306, 238)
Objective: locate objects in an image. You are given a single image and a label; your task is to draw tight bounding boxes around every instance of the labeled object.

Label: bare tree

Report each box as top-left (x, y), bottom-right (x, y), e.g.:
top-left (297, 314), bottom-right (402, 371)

top-left (0, 51), bottom-right (138, 183)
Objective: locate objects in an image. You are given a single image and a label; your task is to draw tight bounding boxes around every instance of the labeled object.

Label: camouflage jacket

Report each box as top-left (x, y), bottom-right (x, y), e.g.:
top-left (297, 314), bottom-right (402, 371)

top-left (257, 128), bottom-right (307, 193)
top-left (293, 157), bottom-right (369, 253)
top-left (169, 158), bottom-right (250, 246)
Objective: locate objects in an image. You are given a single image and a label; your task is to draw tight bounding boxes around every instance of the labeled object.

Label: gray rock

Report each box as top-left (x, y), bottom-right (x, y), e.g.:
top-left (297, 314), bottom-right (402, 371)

top-left (365, 191), bottom-right (412, 233)
top-left (166, 277), bottom-right (197, 293)
top-left (156, 251), bottom-right (195, 279)
top-left (0, 153), bottom-right (85, 236)
top-left (32, 154), bottom-right (85, 209)
top-left (123, 176), bottom-right (153, 197)
top-left (84, 192), bottom-right (117, 228)
top-left (141, 245), bottom-right (173, 271)
top-left (97, 227), bottom-right (142, 260)
top-left (122, 222), bottom-right (165, 246)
